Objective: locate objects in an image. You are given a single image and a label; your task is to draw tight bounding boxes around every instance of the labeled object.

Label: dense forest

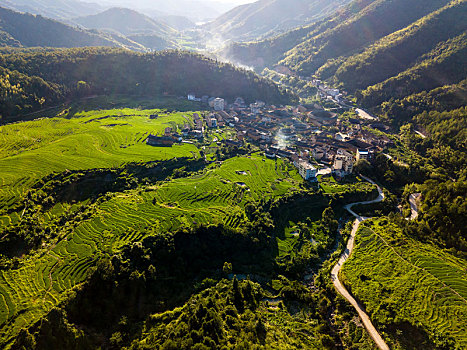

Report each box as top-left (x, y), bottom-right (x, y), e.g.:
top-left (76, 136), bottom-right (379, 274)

top-left (227, 0), bottom-right (467, 116)
top-left (0, 47), bottom-right (295, 121)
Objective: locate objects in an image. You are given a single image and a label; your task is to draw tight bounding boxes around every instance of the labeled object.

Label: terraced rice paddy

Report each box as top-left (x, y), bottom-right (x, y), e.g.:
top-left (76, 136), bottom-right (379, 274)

top-left (341, 218), bottom-right (467, 348)
top-left (0, 147), bottom-right (304, 345)
top-left (0, 109), bottom-right (200, 213)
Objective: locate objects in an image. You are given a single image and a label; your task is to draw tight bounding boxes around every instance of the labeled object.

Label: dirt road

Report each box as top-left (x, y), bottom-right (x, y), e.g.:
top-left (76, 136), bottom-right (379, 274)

top-left (331, 177), bottom-right (390, 350)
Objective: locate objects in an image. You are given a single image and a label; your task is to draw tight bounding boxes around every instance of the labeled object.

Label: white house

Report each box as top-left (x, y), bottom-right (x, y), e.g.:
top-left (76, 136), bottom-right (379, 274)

top-left (332, 149), bottom-right (354, 177)
top-left (213, 98), bottom-right (225, 111)
top-left (250, 103), bottom-right (261, 114)
top-left (296, 161), bottom-right (317, 181)
top-left (328, 88), bottom-right (340, 97)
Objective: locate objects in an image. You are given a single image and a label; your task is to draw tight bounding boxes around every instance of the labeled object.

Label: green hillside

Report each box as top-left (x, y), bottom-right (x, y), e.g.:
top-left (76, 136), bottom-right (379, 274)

top-left (341, 218), bottom-right (467, 349)
top-left (205, 0), bottom-right (352, 42)
top-left (279, 0), bottom-right (452, 75)
top-left (0, 47), bottom-right (294, 121)
top-left (127, 33), bottom-right (177, 51)
top-left (0, 6), bottom-right (126, 49)
top-left (358, 31), bottom-right (467, 108)
top-left (73, 7), bottom-right (177, 38)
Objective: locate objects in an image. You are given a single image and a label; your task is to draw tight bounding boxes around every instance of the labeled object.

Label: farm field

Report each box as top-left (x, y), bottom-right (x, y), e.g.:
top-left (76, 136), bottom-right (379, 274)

top-left (341, 218), bottom-right (467, 349)
top-left (0, 151), bottom-right (306, 347)
top-left (0, 108), bottom-right (200, 214)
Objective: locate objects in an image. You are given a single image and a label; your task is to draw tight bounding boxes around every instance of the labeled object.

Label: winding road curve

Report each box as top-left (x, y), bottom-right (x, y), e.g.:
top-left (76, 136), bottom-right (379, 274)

top-left (331, 176), bottom-right (390, 350)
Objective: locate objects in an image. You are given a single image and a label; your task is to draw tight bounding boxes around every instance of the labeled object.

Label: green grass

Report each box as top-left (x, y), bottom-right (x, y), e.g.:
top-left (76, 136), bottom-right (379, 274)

top-left (0, 108), bottom-right (200, 213)
top-left (341, 218), bottom-right (467, 349)
top-left (277, 224), bottom-right (301, 258)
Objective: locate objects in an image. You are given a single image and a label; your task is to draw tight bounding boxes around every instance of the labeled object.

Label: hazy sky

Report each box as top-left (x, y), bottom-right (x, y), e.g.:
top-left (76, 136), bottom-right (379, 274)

top-left (210, 0), bottom-right (254, 3)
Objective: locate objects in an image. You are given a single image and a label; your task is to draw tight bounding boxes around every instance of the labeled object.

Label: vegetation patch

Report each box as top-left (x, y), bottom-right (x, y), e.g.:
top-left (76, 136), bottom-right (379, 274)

top-left (341, 217), bottom-right (467, 349)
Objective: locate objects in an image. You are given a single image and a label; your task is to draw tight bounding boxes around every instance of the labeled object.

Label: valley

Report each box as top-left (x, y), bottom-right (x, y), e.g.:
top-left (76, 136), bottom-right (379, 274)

top-left (0, 0), bottom-right (465, 349)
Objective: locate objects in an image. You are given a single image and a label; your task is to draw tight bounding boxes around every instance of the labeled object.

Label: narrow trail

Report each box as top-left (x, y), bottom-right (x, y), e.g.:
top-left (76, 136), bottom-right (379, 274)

top-left (331, 176), bottom-right (390, 350)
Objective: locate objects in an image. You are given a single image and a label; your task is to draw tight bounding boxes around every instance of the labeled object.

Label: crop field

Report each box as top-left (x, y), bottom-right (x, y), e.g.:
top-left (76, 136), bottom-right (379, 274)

top-left (0, 152), bottom-right (305, 346)
top-left (341, 218), bottom-right (467, 349)
top-left (0, 108), bottom-right (200, 214)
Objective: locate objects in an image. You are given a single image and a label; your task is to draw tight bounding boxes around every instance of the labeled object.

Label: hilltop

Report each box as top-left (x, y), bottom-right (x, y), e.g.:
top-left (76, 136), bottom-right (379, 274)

top-left (0, 0), bottom-right (102, 20)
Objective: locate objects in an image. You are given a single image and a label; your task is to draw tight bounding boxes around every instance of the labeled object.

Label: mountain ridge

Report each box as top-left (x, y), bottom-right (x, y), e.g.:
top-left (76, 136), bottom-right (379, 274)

top-left (73, 7), bottom-right (178, 38)
top-left (0, 6), bottom-right (145, 50)
top-left (205, 0), bottom-right (353, 42)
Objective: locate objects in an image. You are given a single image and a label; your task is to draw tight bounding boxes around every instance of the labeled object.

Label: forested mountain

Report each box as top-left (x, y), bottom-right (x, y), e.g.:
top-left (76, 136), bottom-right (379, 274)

top-left (0, 48), bottom-right (294, 120)
top-left (126, 34), bottom-right (176, 51)
top-left (72, 8), bottom-right (180, 50)
top-left (279, 0), bottom-right (452, 74)
top-left (227, 0), bottom-right (451, 69)
top-left (0, 0), bottom-right (102, 20)
top-left (155, 15), bottom-right (195, 31)
top-left (204, 0), bottom-right (353, 41)
top-left (226, 0), bottom-right (467, 115)
top-left (73, 8), bottom-right (177, 37)
top-left (0, 6), bottom-right (144, 50)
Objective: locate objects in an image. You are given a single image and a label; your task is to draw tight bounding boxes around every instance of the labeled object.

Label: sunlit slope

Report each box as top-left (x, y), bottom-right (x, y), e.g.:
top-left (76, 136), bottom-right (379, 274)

top-left (0, 109), bottom-right (198, 212)
top-left (341, 218), bottom-right (467, 349)
top-left (0, 133), bottom-right (304, 347)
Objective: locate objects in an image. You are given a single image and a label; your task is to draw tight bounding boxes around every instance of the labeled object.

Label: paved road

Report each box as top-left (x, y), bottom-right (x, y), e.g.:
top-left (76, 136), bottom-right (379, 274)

top-left (409, 193), bottom-right (421, 220)
top-left (331, 177), bottom-right (390, 350)
top-left (415, 130), bottom-right (427, 139)
top-left (355, 108), bottom-right (377, 121)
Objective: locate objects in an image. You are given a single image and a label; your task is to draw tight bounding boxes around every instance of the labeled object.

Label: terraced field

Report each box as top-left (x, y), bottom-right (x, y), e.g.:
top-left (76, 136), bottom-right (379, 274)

top-left (0, 109), bottom-right (199, 214)
top-left (340, 218), bottom-right (467, 349)
top-left (0, 152), bottom-right (305, 347)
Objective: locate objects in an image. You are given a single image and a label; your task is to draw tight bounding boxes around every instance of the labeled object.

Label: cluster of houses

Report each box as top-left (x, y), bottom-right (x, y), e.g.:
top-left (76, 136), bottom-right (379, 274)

top-left (199, 96), bottom-right (392, 182)
top-left (148, 92), bottom-right (394, 182)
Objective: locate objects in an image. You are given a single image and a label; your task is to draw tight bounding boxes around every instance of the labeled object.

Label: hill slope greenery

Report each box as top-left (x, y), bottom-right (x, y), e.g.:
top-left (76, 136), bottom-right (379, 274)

top-left (0, 105), bottom-right (380, 348)
top-left (73, 7), bottom-right (177, 38)
top-left (0, 47), bottom-right (294, 121)
top-left (0, 6), bottom-right (138, 50)
top-left (205, 0), bottom-right (353, 41)
top-left (226, 0), bottom-right (449, 69)
top-left (226, 0), bottom-right (467, 119)
top-left (341, 218), bottom-right (467, 350)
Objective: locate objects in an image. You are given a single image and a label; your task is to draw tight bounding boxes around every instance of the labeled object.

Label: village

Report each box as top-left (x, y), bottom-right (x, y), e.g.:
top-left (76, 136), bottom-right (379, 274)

top-left (147, 84), bottom-right (394, 183)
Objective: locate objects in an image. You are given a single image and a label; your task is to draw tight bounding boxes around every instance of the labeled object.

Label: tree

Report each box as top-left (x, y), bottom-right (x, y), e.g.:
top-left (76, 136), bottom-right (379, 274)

top-left (222, 262), bottom-right (232, 275)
